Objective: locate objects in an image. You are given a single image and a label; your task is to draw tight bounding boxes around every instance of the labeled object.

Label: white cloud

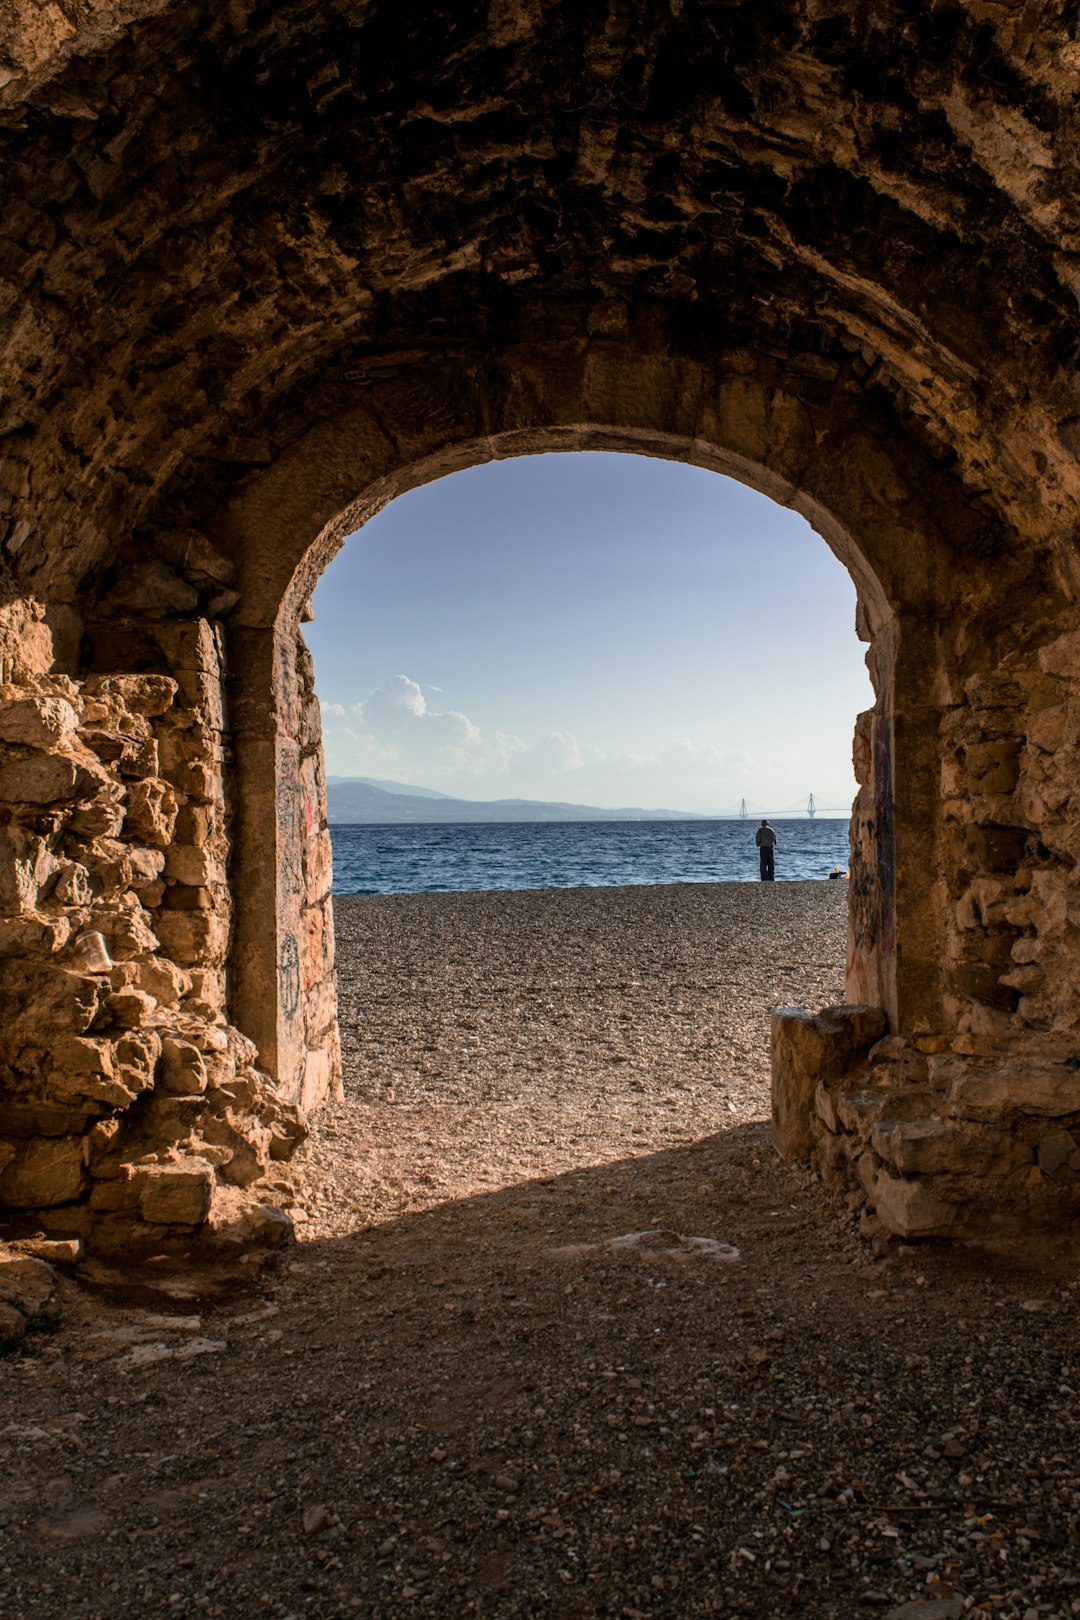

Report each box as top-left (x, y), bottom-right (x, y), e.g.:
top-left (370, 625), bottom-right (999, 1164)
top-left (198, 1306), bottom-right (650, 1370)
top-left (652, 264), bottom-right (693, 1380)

top-left (320, 677), bottom-right (522, 784)
top-left (319, 676), bottom-right (765, 806)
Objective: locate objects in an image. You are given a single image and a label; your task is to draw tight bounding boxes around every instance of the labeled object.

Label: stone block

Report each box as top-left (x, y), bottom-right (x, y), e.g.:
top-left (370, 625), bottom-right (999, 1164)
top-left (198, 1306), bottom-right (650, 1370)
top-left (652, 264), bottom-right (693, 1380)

top-left (949, 1065), bottom-right (1080, 1121)
top-left (0, 689), bottom-right (79, 748)
top-left (173, 801), bottom-right (225, 846)
top-left (163, 883), bottom-right (216, 911)
top-left (104, 988), bottom-right (157, 1028)
top-left (954, 878), bottom-right (1012, 931)
top-left (1037, 628), bottom-right (1080, 678)
top-left (91, 904), bottom-right (159, 958)
top-left (127, 846), bottom-right (166, 885)
top-left (268, 1103), bottom-right (309, 1161)
top-left (856, 1149), bottom-right (879, 1198)
top-left (120, 736), bottom-right (159, 778)
top-left (1, 1102), bottom-right (97, 1138)
top-left (108, 559), bottom-right (199, 616)
top-left (46, 1035), bottom-right (135, 1107)
top-left (0, 914), bottom-right (72, 957)
top-left (164, 844), bottom-right (224, 887)
top-left (834, 1089), bottom-right (893, 1132)
top-left (68, 796), bottom-right (125, 838)
top-left (0, 1251), bottom-right (59, 1319)
top-left (1027, 705), bottom-right (1066, 753)
top-left (211, 1201), bottom-right (293, 1251)
top-left (113, 1029), bottom-right (161, 1095)
top-left (0, 751), bottom-right (80, 804)
top-left (138, 1159), bottom-right (215, 1225)
top-left (0, 823), bottom-right (51, 912)
top-left (871, 1118), bottom-right (1032, 1177)
top-left (0, 1137), bottom-right (88, 1208)
top-left (778, 1004), bottom-right (888, 1078)
top-left (153, 909), bottom-right (229, 967)
top-left (123, 777), bottom-right (179, 846)
top-left (867, 1038), bottom-right (929, 1084)
top-left (82, 674), bottom-right (177, 718)
top-left (88, 1177), bottom-right (142, 1212)
top-left (158, 722), bottom-right (221, 771)
top-left (152, 619), bottom-right (220, 677)
top-left (5, 964), bottom-right (102, 1041)
top-left (165, 664), bottom-right (223, 729)
top-left (183, 967), bottom-right (225, 1017)
top-left (125, 955), bottom-right (191, 1006)
top-left (964, 740), bottom-right (1021, 794)
top-left (1037, 1129), bottom-right (1080, 1179)
top-left (300, 1046), bottom-right (334, 1113)
top-left (156, 528), bottom-right (236, 587)
top-left (160, 1036), bottom-right (208, 1095)
top-left (871, 1171), bottom-right (959, 1238)
top-left (141, 1094), bottom-right (208, 1143)
top-left (771, 1005), bottom-right (887, 1160)
top-left (50, 860), bottom-right (91, 905)
top-left (771, 1018), bottom-right (815, 1159)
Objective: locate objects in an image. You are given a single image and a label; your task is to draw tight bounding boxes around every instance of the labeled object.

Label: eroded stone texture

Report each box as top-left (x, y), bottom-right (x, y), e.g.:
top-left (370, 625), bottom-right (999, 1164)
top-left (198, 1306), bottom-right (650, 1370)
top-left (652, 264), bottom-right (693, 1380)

top-left (771, 1004), bottom-right (888, 1160)
top-left (0, 652), bottom-right (308, 1258)
top-left (4, 0), bottom-right (1080, 1250)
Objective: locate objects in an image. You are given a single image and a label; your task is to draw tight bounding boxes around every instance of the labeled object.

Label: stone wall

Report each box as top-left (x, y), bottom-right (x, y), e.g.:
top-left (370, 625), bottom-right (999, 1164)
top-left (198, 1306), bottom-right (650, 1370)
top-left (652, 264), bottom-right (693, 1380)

top-left (773, 1003), bottom-right (1080, 1242)
top-left (0, 592), bottom-right (309, 1259)
top-left (273, 624), bottom-right (340, 1113)
top-left (771, 608), bottom-right (1080, 1240)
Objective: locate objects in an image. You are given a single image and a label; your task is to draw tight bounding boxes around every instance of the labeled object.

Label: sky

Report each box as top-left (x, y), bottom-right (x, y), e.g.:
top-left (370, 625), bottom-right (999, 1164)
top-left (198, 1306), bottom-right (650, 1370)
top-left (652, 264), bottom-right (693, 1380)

top-left (306, 452), bottom-right (873, 813)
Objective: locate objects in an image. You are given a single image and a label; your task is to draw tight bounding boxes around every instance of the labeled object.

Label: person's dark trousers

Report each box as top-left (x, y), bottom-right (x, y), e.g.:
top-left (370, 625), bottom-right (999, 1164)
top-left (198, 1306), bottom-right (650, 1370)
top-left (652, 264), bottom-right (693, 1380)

top-left (759, 847), bottom-right (775, 880)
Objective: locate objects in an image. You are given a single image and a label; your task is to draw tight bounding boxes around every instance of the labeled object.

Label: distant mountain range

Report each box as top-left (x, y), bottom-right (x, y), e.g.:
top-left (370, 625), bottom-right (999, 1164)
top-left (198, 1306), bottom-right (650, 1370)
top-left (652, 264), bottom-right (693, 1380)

top-left (325, 776), bottom-right (706, 824)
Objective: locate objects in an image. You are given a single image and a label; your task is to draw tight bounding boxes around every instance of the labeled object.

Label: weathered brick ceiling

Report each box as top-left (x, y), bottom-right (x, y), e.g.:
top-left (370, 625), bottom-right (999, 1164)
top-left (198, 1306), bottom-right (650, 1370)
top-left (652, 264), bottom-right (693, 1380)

top-left (3, 0), bottom-right (1080, 600)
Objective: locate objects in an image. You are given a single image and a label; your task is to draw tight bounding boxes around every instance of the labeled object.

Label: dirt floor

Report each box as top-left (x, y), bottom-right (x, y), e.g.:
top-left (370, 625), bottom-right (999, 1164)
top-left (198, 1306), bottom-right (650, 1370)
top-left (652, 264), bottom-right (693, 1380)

top-left (2, 882), bottom-right (1080, 1620)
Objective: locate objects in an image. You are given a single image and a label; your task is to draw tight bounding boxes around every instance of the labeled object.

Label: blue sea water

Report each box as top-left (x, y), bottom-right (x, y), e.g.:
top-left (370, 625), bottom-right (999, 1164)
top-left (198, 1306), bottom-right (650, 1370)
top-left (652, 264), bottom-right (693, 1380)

top-left (329, 818), bottom-right (851, 895)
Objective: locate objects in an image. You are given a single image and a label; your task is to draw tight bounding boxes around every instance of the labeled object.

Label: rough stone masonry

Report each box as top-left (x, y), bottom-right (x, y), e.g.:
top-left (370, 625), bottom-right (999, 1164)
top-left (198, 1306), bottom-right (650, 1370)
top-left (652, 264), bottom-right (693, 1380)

top-left (3, 0), bottom-right (1080, 1256)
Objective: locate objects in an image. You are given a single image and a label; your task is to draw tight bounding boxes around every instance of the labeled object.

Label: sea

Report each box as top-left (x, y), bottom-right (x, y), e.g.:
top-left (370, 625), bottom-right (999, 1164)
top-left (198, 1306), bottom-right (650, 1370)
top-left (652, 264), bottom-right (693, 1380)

top-left (329, 817), bottom-right (851, 895)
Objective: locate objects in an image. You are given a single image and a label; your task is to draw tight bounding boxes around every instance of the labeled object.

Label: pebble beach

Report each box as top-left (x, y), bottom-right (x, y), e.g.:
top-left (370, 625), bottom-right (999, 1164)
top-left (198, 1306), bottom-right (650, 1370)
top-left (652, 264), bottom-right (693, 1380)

top-left (5, 879), bottom-right (1080, 1620)
top-left (313, 881), bottom-right (848, 1232)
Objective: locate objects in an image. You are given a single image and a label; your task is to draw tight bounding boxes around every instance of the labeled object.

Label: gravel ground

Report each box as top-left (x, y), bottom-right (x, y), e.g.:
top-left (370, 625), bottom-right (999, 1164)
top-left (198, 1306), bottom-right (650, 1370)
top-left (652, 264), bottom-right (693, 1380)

top-left (2, 881), bottom-right (1080, 1620)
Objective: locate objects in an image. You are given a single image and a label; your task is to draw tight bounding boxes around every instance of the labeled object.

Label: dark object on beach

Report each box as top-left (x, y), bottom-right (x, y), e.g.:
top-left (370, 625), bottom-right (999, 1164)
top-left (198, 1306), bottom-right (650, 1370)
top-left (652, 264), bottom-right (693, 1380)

top-left (828, 868), bottom-right (848, 880)
top-left (755, 818), bottom-right (777, 881)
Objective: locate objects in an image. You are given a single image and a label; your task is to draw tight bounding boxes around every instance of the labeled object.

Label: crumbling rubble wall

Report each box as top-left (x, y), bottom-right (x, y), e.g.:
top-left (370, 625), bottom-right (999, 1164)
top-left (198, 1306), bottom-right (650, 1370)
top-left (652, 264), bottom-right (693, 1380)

top-left (772, 605), bottom-right (1080, 1241)
top-left (0, 597), bottom-right (310, 1258)
top-left (773, 1001), bottom-right (1080, 1242)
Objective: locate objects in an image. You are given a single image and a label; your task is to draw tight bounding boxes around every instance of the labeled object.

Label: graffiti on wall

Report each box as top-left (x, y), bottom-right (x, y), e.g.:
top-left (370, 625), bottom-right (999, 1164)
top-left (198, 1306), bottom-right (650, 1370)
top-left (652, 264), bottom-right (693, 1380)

top-left (279, 931), bottom-right (300, 1021)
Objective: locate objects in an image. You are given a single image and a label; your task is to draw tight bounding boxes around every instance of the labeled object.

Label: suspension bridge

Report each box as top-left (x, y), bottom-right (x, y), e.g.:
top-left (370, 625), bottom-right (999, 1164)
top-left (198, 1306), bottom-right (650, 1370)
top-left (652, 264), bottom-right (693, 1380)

top-left (726, 792), bottom-right (850, 819)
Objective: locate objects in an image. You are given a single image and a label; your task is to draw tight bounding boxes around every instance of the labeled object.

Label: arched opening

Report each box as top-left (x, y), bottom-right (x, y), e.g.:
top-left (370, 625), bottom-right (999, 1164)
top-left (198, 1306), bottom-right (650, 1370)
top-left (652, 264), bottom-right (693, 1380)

top-left (221, 368), bottom-right (911, 1112)
top-left (288, 449), bottom-right (870, 1214)
top-left (308, 452), bottom-right (870, 853)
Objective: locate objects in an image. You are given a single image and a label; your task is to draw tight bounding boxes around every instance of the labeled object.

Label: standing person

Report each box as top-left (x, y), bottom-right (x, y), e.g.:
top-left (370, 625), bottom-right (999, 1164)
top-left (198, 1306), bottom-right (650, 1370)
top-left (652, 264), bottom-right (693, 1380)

top-left (755, 818), bottom-right (777, 881)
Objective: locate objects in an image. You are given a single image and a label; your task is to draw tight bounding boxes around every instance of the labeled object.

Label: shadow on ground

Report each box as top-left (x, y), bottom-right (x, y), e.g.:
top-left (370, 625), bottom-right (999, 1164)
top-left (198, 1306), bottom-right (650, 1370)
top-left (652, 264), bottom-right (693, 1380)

top-left (2, 1123), bottom-right (1079, 1620)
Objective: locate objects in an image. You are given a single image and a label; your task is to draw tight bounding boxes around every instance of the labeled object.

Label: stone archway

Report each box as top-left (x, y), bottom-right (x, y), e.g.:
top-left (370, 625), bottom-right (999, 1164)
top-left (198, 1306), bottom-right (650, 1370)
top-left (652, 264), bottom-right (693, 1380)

top-left (3, 1), bottom-right (1080, 1255)
top-left (220, 347), bottom-right (918, 1105)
